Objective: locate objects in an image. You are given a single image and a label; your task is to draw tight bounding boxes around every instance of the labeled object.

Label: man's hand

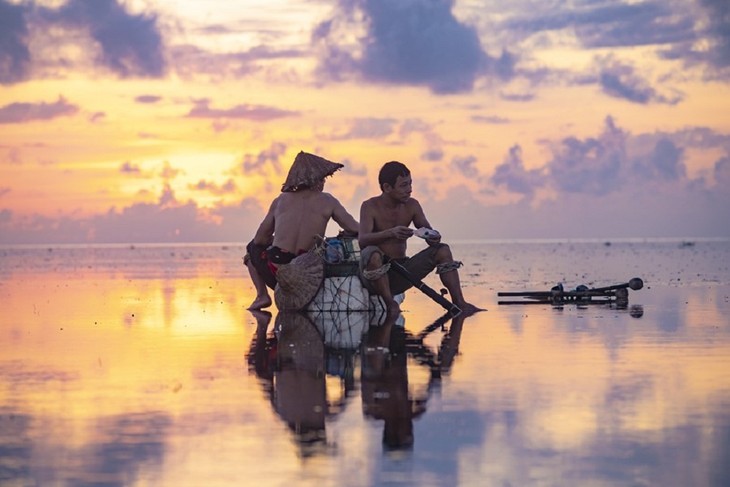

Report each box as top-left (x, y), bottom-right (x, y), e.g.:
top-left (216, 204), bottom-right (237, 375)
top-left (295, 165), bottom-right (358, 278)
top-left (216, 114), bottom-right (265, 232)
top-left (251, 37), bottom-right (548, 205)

top-left (425, 234), bottom-right (441, 246)
top-left (390, 226), bottom-right (414, 240)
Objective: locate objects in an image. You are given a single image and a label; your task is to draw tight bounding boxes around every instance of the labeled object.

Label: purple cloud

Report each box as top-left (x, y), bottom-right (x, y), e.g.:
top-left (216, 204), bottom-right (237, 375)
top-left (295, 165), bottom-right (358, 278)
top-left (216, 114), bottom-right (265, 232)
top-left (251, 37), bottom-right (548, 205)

top-left (314, 0), bottom-right (512, 94)
top-left (43, 0), bottom-right (166, 78)
top-left (0, 0), bottom-right (31, 84)
top-left (0, 97), bottom-right (78, 124)
top-left (135, 95), bottom-right (161, 104)
top-left (330, 117), bottom-right (397, 140)
top-left (241, 142), bottom-right (287, 174)
top-left (189, 178), bottom-right (237, 195)
top-left (120, 161), bottom-right (141, 174)
top-left (452, 155), bottom-right (480, 178)
top-left (187, 101), bottom-right (298, 121)
top-left (491, 145), bottom-right (544, 196)
top-left (598, 61), bottom-right (683, 105)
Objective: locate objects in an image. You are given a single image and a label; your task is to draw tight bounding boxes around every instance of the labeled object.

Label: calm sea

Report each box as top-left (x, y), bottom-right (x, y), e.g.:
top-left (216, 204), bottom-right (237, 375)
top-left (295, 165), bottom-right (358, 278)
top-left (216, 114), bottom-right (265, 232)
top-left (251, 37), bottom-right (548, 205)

top-left (1, 239), bottom-right (729, 486)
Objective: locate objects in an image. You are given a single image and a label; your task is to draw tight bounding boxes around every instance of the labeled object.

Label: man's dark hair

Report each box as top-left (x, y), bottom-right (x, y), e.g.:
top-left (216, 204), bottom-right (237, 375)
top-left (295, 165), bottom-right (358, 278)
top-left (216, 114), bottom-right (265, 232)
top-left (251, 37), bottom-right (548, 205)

top-left (378, 161), bottom-right (410, 190)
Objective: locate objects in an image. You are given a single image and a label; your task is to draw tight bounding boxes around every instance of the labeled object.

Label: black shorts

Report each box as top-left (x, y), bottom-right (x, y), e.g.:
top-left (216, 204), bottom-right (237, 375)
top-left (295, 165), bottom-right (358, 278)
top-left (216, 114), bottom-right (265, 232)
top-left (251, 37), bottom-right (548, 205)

top-left (359, 244), bottom-right (443, 295)
top-left (246, 241), bottom-right (277, 290)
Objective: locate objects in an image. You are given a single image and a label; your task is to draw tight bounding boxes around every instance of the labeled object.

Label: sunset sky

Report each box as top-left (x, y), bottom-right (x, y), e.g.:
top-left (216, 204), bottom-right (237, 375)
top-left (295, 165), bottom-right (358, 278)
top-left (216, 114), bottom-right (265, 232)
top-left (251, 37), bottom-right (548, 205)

top-left (1, 0), bottom-right (728, 244)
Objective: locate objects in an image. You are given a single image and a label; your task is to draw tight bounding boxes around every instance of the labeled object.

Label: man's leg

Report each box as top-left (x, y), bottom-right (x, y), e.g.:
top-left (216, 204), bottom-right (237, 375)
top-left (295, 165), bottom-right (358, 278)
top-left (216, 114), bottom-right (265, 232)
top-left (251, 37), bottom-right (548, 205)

top-left (433, 244), bottom-right (483, 314)
top-left (245, 255), bottom-right (273, 309)
top-left (363, 248), bottom-right (401, 319)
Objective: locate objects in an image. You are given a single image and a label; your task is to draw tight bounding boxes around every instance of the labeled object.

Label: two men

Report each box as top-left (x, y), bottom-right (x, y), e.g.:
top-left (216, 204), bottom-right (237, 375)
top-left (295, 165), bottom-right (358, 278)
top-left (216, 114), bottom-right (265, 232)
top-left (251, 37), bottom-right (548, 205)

top-left (246, 154), bottom-right (479, 315)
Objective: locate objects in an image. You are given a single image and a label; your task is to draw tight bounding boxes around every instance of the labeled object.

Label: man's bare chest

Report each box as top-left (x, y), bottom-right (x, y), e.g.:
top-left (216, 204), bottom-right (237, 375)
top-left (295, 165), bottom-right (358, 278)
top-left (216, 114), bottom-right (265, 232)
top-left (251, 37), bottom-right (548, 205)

top-left (373, 206), bottom-right (411, 230)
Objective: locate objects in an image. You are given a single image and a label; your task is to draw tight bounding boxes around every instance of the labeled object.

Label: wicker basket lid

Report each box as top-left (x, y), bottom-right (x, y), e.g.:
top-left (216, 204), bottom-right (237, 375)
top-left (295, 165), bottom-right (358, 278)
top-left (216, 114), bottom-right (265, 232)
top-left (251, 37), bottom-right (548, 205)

top-left (274, 252), bottom-right (324, 310)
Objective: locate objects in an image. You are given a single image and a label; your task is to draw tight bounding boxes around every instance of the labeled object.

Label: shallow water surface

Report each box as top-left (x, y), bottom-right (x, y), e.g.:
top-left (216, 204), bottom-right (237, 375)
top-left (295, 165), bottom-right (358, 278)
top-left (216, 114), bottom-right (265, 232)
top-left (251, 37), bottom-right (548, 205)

top-left (1, 240), bottom-right (729, 486)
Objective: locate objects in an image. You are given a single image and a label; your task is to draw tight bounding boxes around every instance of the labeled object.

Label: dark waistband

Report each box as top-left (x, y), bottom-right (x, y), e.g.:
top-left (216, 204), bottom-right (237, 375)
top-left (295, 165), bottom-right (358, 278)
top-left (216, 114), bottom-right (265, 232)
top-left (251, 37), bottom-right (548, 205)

top-left (266, 246), bottom-right (297, 265)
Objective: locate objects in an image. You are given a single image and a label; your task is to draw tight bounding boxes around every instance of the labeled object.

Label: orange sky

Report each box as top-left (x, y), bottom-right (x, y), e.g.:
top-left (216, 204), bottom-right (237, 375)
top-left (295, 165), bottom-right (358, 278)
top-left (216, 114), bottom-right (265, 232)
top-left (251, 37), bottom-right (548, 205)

top-left (1, 0), bottom-right (729, 243)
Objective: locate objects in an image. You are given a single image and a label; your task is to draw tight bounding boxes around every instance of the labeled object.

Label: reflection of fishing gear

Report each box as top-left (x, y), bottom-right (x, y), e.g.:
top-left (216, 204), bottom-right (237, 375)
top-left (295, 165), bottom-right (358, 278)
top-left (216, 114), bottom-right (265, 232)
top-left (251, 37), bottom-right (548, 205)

top-left (405, 311), bottom-right (462, 379)
top-left (389, 260), bottom-right (461, 315)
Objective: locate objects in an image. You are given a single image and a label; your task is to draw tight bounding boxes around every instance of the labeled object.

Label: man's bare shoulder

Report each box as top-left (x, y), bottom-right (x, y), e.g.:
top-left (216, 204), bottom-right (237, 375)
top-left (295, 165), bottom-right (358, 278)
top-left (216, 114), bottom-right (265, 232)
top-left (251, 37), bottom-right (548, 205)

top-left (405, 197), bottom-right (422, 209)
top-left (319, 191), bottom-right (345, 206)
top-left (361, 195), bottom-right (381, 209)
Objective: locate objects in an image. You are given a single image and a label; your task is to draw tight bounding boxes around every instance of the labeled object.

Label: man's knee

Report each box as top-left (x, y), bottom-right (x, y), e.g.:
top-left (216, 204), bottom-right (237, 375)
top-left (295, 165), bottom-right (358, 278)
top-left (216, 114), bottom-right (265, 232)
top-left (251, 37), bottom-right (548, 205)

top-left (367, 250), bottom-right (384, 269)
top-left (434, 243), bottom-right (453, 262)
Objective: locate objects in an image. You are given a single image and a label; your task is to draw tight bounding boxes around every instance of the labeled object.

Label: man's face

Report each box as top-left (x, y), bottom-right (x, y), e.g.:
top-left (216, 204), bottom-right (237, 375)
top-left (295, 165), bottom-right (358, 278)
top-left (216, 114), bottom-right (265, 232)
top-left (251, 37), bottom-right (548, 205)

top-left (386, 175), bottom-right (412, 202)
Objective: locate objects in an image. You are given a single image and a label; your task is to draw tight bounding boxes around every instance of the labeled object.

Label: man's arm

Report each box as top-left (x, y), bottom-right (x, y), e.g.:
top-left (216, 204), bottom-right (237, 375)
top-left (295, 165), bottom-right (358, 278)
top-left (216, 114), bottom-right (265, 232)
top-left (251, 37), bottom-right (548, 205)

top-left (410, 199), bottom-right (441, 245)
top-left (410, 199), bottom-right (431, 229)
top-left (330, 196), bottom-right (359, 235)
top-left (252, 197), bottom-right (277, 246)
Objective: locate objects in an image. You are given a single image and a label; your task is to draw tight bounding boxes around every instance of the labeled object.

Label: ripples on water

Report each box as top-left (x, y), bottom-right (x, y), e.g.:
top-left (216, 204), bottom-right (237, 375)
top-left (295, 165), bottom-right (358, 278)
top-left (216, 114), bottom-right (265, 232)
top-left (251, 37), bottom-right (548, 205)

top-left (1, 240), bottom-right (729, 486)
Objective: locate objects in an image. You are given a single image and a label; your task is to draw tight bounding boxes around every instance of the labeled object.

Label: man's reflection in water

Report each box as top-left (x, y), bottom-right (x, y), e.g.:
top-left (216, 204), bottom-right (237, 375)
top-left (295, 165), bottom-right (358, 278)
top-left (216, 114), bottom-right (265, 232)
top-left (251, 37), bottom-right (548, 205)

top-left (361, 311), bottom-right (468, 451)
top-left (274, 312), bottom-right (328, 448)
top-left (247, 309), bottom-right (470, 454)
top-left (247, 310), bottom-right (351, 456)
top-left (361, 316), bottom-right (419, 450)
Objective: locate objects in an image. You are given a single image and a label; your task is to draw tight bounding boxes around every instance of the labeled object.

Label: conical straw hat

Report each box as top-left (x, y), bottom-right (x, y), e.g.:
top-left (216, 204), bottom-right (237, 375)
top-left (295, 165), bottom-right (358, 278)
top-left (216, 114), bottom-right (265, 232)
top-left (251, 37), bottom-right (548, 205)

top-left (282, 151), bottom-right (344, 192)
top-left (274, 252), bottom-right (324, 310)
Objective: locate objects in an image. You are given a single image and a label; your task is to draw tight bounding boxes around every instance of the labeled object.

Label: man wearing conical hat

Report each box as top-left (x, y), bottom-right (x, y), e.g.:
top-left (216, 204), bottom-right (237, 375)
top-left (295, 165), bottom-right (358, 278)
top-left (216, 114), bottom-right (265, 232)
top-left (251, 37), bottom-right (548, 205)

top-left (244, 151), bottom-right (359, 310)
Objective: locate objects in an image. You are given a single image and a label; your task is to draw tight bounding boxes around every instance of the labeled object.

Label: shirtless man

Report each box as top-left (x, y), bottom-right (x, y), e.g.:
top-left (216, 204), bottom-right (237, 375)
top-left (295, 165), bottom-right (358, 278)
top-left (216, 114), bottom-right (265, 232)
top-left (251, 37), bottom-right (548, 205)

top-left (245, 152), bottom-right (358, 310)
top-left (359, 161), bottom-right (481, 317)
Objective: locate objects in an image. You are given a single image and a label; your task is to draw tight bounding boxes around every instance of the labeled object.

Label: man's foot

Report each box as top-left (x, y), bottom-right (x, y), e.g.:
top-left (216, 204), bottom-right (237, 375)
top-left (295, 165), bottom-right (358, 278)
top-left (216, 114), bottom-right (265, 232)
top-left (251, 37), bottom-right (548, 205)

top-left (248, 295), bottom-right (272, 310)
top-left (455, 301), bottom-right (485, 316)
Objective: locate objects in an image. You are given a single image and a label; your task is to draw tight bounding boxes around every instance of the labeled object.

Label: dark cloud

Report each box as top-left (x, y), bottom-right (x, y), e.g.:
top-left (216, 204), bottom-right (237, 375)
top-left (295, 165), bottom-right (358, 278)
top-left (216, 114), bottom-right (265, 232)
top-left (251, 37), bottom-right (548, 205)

top-left (120, 161), bottom-right (141, 174)
top-left (488, 117), bottom-right (720, 199)
top-left (0, 0), bottom-right (31, 84)
top-left (40, 0), bottom-right (165, 77)
top-left (664, 0), bottom-right (730, 73)
top-left (632, 138), bottom-right (686, 181)
top-left (472, 115), bottom-right (510, 124)
top-left (499, 92), bottom-right (535, 102)
top-left (159, 161), bottom-right (181, 180)
top-left (546, 117), bottom-right (626, 195)
top-left (491, 145), bottom-right (544, 196)
top-left (421, 148), bottom-right (444, 162)
top-left (0, 96), bottom-right (78, 124)
top-left (241, 142), bottom-right (287, 174)
top-left (187, 100), bottom-right (298, 121)
top-left (189, 178), bottom-right (237, 195)
top-left (715, 156), bottom-right (730, 185)
top-left (89, 111), bottom-right (106, 123)
top-left (598, 61), bottom-right (683, 105)
top-left (505, 1), bottom-right (727, 77)
top-left (452, 155), bottom-right (479, 178)
top-left (0, 188), bottom-right (267, 244)
top-left (135, 95), bottom-right (162, 104)
top-left (507, 1), bottom-right (695, 49)
top-left (314, 0), bottom-right (511, 94)
top-left (330, 117), bottom-right (397, 140)
top-left (169, 44), bottom-right (302, 80)
top-left (700, 0), bottom-right (730, 68)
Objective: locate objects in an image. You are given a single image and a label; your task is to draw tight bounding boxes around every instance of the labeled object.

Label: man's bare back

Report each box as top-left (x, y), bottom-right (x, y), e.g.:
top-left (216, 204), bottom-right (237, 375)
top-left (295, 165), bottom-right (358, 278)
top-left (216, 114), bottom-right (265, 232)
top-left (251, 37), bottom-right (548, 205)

top-left (254, 189), bottom-right (358, 254)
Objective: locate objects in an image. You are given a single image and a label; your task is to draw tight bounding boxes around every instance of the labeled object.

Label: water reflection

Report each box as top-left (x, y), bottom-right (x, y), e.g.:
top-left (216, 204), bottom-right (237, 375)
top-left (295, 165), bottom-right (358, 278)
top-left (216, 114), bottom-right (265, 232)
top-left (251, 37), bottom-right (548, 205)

top-left (2, 242), bottom-right (729, 485)
top-left (247, 309), bottom-right (470, 455)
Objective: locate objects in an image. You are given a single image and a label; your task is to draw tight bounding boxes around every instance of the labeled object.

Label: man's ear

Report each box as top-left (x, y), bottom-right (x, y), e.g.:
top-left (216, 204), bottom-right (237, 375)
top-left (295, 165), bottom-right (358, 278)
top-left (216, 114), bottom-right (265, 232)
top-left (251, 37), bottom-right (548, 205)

top-left (382, 183), bottom-right (392, 192)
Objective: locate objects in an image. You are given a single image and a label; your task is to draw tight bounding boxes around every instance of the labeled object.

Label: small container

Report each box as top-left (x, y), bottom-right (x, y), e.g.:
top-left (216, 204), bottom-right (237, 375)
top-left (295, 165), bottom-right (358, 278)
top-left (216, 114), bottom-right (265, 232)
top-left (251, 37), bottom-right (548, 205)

top-left (325, 239), bottom-right (345, 264)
